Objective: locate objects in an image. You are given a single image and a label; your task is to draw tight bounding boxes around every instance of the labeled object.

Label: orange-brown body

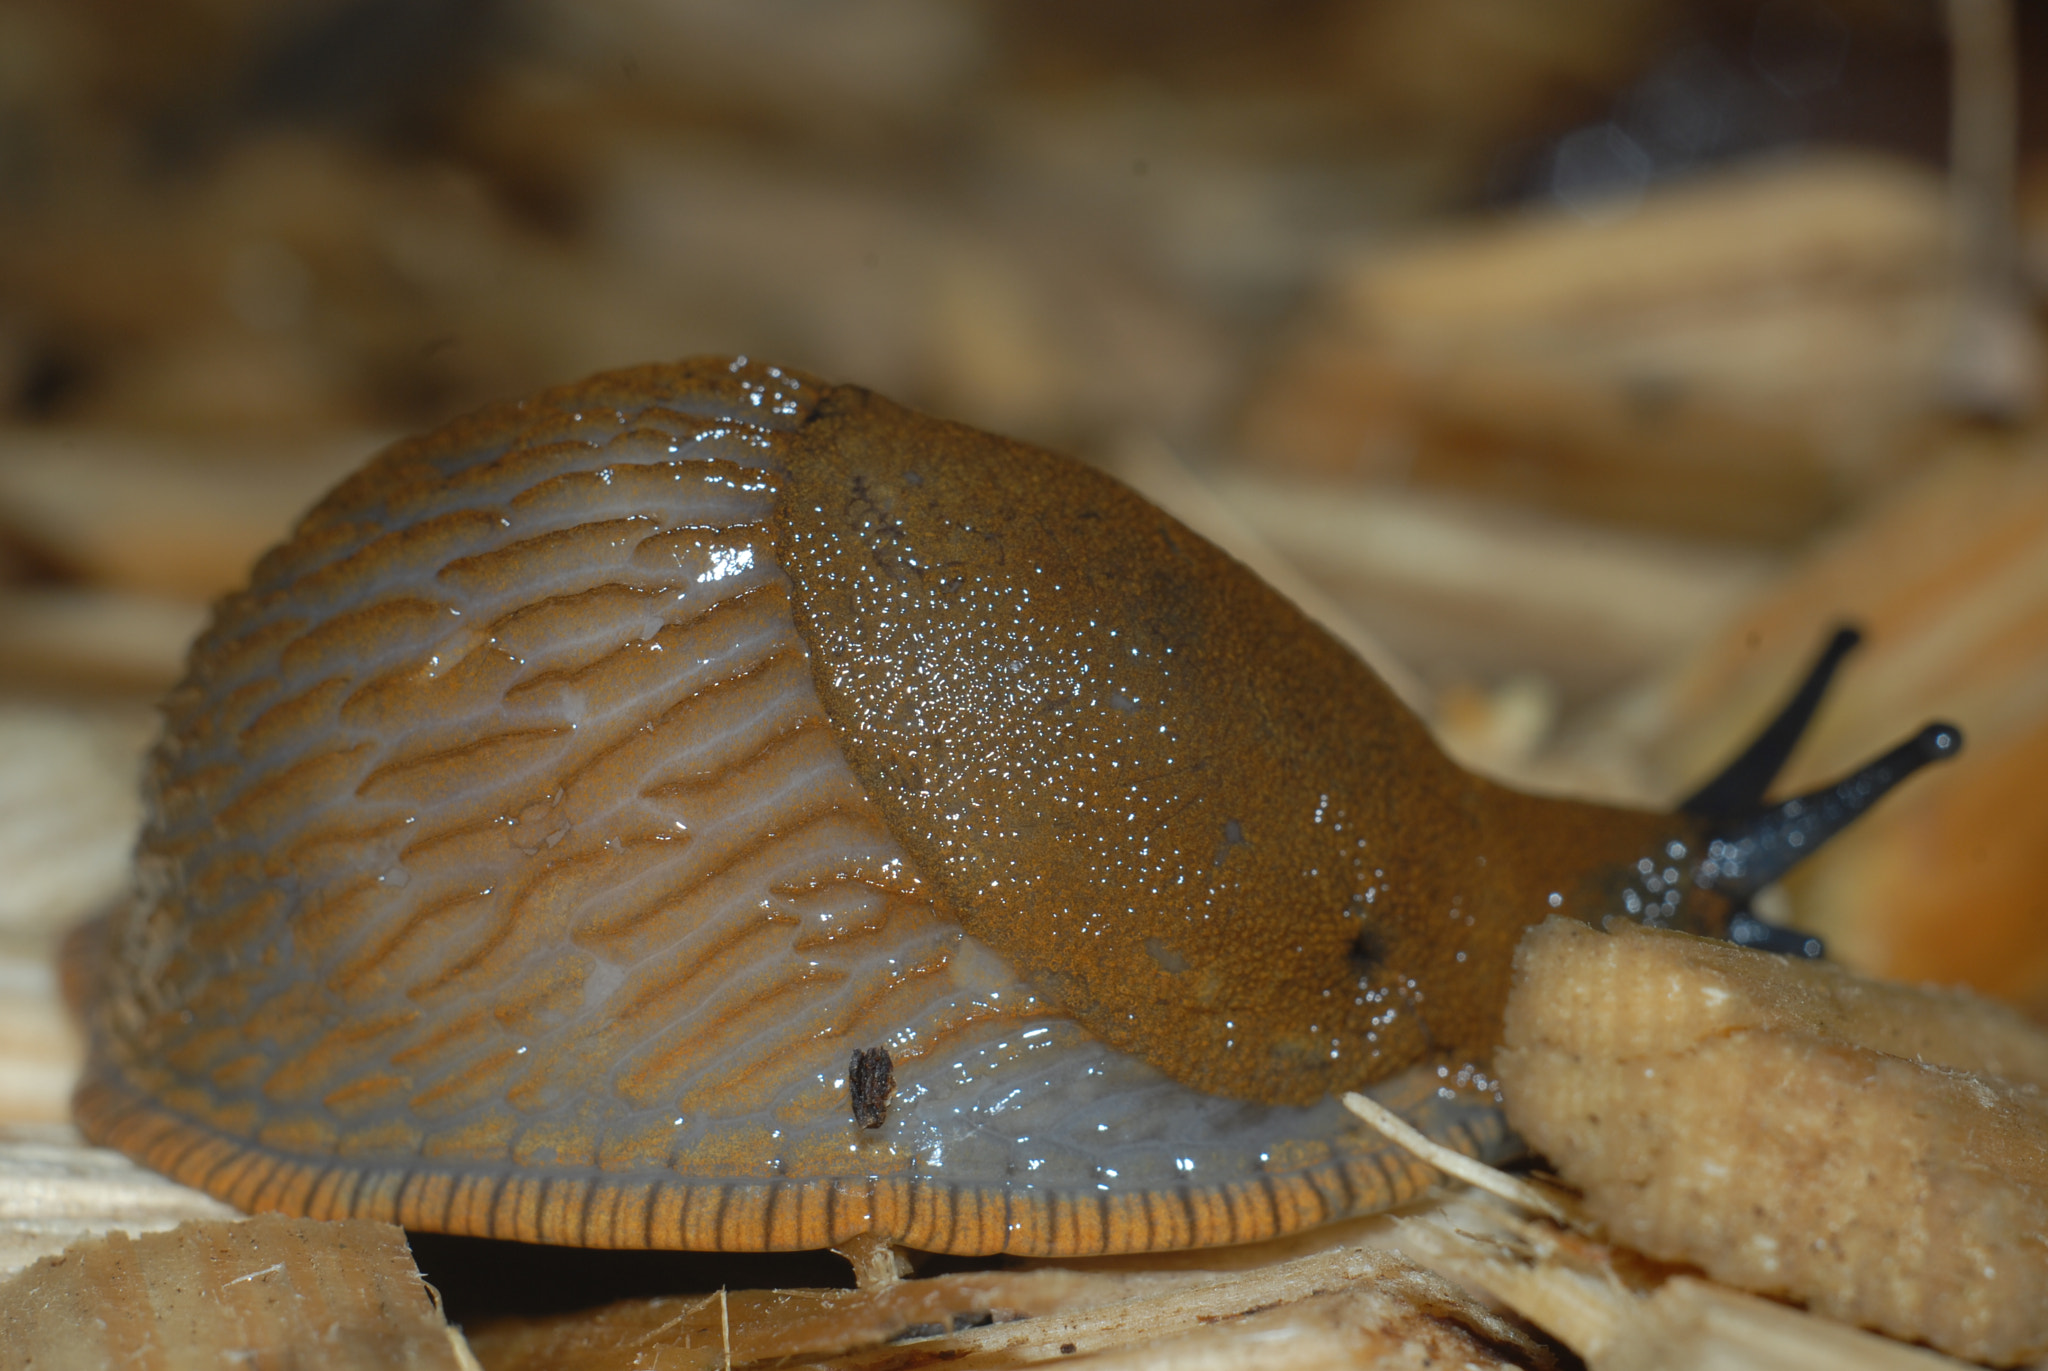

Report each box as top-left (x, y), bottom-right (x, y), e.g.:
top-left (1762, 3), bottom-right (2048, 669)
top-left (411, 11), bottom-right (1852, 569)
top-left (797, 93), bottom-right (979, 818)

top-left (72, 358), bottom-right (1728, 1255)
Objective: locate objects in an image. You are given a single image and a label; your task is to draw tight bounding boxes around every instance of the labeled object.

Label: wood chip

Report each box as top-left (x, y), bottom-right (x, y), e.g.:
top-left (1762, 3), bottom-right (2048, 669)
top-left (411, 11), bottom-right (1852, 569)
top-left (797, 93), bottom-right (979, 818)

top-left (466, 1267), bottom-right (1124, 1370)
top-left (1495, 916), bottom-right (2048, 1365)
top-left (0, 430), bottom-right (369, 602)
top-left (0, 1214), bottom-right (467, 1370)
top-left (1198, 470), bottom-right (1773, 713)
top-left (467, 1242), bottom-right (1545, 1371)
top-left (0, 703), bottom-right (152, 947)
top-left (1242, 154), bottom-right (1956, 544)
top-left (0, 956), bottom-right (83, 1123)
top-left (0, 1123), bottom-right (237, 1277)
top-left (0, 589), bottom-right (206, 697)
top-left (1398, 1196), bottom-right (1972, 1371)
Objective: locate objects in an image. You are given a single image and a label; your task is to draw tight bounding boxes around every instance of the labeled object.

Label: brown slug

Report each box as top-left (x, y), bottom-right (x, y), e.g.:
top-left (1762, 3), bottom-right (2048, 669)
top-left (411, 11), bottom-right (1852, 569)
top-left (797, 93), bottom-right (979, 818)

top-left (71, 357), bottom-right (1959, 1256)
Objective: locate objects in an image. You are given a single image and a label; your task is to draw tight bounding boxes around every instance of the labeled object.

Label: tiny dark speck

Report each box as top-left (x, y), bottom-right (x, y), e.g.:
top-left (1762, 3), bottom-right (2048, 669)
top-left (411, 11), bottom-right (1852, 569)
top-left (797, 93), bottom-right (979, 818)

top-left (1349, 926), bottom-right (1386, 974)
top-left (850, 1045), bottom-right (894, 1129)
top-left (1060, 1343), bottom-right (1079, 1355)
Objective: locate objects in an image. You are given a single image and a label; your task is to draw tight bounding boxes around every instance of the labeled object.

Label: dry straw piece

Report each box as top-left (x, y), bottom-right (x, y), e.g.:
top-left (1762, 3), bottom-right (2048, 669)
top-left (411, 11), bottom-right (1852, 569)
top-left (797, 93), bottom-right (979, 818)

top-left (1340, 1090), bottom-right (1572, 1224)
top-left (1395, 1196), bottom-right (1971, 1371)
top-left (465, 1241), bottom-right (1542, 1371)
top-left (1495, 916), bottom-right (2048, 1365)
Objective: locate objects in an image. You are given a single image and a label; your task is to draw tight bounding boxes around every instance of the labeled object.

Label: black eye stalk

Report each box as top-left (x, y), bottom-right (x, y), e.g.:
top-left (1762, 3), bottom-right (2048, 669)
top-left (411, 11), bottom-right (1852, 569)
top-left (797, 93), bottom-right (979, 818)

top-left (1678, 627), bottom-right (1963, 959)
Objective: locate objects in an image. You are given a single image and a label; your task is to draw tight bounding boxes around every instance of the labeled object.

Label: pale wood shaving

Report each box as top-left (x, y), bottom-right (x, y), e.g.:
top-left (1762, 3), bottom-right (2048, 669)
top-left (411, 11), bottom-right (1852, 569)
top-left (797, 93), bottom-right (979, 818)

top-left (1208, 472), bottom-right (1773, 723)
top-left (0, 1123), bottom-right (238, 1277)
top-left (464, 1266), bottom-right (1145, 1370)
top-left (1243, 154), bottom-right (1959, 547)
top-left (0, 954), bottom-right (83, 1122)
top-left (0, 1214), bottom-right (465, 1370)
top-left (0, 588), bottom-right (206, 697)
top-left (1497, 918), bottom-right (2048, 1364)
top-left (0, 431), bottom-right (369, 603)
top-left (831, 1231), bottom-right (914, 1289)
top-left (1398, 1197), bottom-right (1972, 1371)
top-left (811, 1244), bottom-right (1540, 1371)
top-left (466, 1242), bottom-right (1546, 1371)
top-left (1336, 956), bottom-right (2035, 1368)
top-left (1341, 155), bottom-right (1948, 347)
top-left (0, 703), bottom-right (152, 948)
top-left (980, 1287), bottom-right (1529, 1371)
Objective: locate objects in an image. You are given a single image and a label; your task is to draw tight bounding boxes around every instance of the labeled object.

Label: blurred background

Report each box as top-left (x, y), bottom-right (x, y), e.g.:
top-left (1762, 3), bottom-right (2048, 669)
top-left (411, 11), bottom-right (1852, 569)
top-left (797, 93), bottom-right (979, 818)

top-left (3, 0), bottom-right (2048, 1124)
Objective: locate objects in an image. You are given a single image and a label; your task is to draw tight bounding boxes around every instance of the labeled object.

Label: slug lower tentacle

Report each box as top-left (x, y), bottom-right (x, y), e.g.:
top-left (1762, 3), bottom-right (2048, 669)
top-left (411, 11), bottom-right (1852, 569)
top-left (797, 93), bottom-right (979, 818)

top-left (70, 357), bottom-right (1954, 1255)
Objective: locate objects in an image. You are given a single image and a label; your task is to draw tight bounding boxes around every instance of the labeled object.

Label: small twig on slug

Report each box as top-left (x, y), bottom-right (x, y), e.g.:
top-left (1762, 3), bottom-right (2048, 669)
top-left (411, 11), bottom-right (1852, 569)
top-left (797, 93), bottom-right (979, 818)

top-left (1342, 1091), bottom-right (1575, 1225)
